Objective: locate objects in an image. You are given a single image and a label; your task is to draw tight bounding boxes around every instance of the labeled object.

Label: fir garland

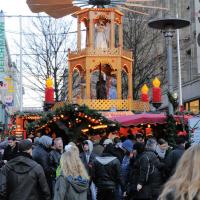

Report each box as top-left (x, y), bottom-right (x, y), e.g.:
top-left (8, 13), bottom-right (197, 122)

top-left (165, 114), bottom-right (177, 147)
top-left (26, 103), bottom-right (119, 137)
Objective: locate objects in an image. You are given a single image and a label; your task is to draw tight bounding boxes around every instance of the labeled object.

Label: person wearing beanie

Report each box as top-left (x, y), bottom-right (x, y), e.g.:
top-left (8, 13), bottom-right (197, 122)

top-left (0, 139), bottom-right (51, 200)
top-left (32, 135), bottom-right (53, 192)
top-left (2, 135), bottom-right (18, 161)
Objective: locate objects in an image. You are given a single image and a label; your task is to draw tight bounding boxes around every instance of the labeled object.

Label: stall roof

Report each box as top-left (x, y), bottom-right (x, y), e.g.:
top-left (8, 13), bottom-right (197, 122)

top-left (109, 113), bottom-right (193, 126)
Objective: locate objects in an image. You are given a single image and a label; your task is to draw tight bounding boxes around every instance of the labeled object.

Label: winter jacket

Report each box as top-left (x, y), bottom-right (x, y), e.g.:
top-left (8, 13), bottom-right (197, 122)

top-left (49, 149), bottom-right (62, 178)
top-left (127, 150), bottom-right (164, 199)
top-left (53, 175), bottom-right (89, 200)
top-left (92, 153), bottom-right (121, 189)
top-left (2, 143), bottom-right (18, 161)
top-left (0, 152), bottom-right (51, 200)
top-left (32, 144), bottom-right (51, 181)
top-left (164, 145), bottom-right (185, 177)
top-left (80, 140), bottom-right (96, 176)
top-left (121, 155), bottom-right (130, 191)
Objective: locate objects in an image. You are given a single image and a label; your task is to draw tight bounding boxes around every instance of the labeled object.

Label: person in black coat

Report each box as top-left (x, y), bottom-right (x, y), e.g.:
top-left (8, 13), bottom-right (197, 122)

top-left (2, 136), bottom-right (18, 161)
top-left (0, 139), bottom-right (51, 200)
top-left (127, 139), bottom-right (164, 200)
top-left (32, 135), bottom-right (53, 189)
top-left (80, 140), bottom-right (96, 174)
top-left (92, 143), bottom-right (122, 200)
top-left (80, 140), bottom-right (97, 200)
top-left (164, 136), bottom-right (185, 178)
top-left (49, 137), bottom-right (63, 195)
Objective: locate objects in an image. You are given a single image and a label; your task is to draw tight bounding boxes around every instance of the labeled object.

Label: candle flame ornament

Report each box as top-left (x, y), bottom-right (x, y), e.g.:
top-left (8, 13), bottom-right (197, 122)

top-left (152, 77), bottom-right (160, 88)
top-left (152, 77), bottom-right (161, 103)
top-left (141, 84), bottom-right (149, 102)
top-left (45, 77), bottom-right (54, 103)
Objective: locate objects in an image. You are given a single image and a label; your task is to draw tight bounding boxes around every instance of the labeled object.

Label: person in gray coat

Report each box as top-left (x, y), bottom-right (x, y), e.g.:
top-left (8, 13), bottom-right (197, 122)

top-left (54, 144), bottom-right (89, 200)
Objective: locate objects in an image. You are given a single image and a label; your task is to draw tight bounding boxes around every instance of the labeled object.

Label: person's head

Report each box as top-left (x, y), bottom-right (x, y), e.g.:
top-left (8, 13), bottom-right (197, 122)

top-left (122, 139), bottom-right (133, 155)
top-left (157, 138), bottom-right (168, 151)
top-left (176, 136), bottom-right (186, 147)
top-left (8, 135), bottom-right (17, 148)
top-left (18, 139), bottom-right (32, 155)
top-left (159, 144), bottom-right (200, 200)
top-left (39, 135), bottom-right (52, 149)
top-left (127, 134), bottom-right (136, 143)
top-left (60, 145), bottom-right (89, 179)
top-left (103, 143), bottom-right (114, 155)
top-left (133, 142), bottom-right (145, 156)
top-left (103, 138), bottom-right (113, 148)
top-left (113, 137), bottom-right (121, 145)
top-left (36, 132), bottom-right (41, 138)
top-left (145, 138), bottom-right (157, 151)
top-left (54, 137), bottom-right (63, 151)
top-left (136, 133), bottom-right (144, 143)
top-left (82, 140), bottom-right (93, 154)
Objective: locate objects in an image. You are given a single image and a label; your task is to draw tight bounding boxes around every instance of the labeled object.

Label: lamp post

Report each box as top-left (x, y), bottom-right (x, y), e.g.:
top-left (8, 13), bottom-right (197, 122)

top-left (148, 18), bottom-right (190, 115)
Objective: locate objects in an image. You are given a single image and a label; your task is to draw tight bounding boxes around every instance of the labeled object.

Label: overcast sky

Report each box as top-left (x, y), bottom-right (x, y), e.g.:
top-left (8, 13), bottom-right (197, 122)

top-left (1, 0), bottom-right (42, 108)
top-left (1, 0), bottom-right (76, 108)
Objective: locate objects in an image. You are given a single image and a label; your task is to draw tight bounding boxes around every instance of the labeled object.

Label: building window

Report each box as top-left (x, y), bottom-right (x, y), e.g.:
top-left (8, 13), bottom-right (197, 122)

top-left (190, 100), bottom-right (199, 114)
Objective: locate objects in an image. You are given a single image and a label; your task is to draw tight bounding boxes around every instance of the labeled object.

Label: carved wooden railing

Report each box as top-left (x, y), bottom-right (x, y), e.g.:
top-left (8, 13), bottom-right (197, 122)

top-left (68, 48), bottom-right (132, 59)
top-left (52, 99), bottom-right (149, 112)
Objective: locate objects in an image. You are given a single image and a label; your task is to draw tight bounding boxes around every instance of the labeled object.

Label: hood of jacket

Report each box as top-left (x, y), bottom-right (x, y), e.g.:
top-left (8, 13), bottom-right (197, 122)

top-left (6, 153), bottom-right (37, 174)
top-left (67, 176), bottom-right (89, 193)
top-left (85, 140), bottom-right (93, 154)
top-left (95, 156), bottom-right (117, 165)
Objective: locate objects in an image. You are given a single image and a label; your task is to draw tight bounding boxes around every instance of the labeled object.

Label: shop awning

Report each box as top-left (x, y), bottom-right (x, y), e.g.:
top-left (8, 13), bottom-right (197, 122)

top-left (109, 113), bottom-right (193, 126)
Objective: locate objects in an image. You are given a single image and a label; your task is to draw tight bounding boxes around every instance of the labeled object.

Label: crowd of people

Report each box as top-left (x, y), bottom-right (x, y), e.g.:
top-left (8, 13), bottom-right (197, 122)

top-left (0, 132), bottom-right (198, 200)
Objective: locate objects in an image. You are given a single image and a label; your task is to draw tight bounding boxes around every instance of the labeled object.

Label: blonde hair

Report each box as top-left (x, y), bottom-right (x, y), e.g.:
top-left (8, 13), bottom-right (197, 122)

top-left (159, 145), bottom-right (200, 200)
top-left (60, 145), bottom-right (89, 180)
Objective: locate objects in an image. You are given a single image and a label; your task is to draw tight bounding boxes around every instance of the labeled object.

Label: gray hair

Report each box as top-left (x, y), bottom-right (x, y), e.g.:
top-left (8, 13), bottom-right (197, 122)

top-left (54, 137), bottom-right (63, 144)
top-left (145, 138), bottom-right (157, 151)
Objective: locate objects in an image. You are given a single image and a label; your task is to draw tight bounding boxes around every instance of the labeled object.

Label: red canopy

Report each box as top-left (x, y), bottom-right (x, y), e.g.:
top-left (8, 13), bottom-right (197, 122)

top-left (110, 113), bottom-right (192, 126)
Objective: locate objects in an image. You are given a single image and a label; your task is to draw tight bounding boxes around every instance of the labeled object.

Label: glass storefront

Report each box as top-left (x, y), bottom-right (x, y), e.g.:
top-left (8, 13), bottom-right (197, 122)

top-left (185, 99), bottom-right (200, 114)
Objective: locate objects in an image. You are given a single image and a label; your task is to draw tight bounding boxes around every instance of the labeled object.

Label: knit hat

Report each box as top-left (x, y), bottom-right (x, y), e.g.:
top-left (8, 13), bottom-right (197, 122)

top-left (18, 139), bottom-right (32, 152)
top-left (64, 144), bottom-right (72, 152)
top-left (39, 135), bottom-right (53, 148)
top-left (122, 139), bottom-right (133, 153)
top-left (103, 139), bottom-right (113, 146)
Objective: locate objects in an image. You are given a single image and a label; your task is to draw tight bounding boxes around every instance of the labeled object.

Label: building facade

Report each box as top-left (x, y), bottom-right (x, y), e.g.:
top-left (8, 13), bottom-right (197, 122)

top-left (0, 11), bottom-right (20, 132)
top-left (157, 0), bottom-right (200, 114)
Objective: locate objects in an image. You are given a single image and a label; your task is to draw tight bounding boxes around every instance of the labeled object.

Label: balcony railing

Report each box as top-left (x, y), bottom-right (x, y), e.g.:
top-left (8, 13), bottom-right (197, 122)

top-left (68, 48), bottom-right (132, 59)
top-left (53, 99), bottom-right (149, 112)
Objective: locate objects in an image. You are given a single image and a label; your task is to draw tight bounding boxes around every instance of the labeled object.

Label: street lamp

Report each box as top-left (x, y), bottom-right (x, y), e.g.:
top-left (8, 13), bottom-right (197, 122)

top-left (148, 17), bottom-right (190, 115)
